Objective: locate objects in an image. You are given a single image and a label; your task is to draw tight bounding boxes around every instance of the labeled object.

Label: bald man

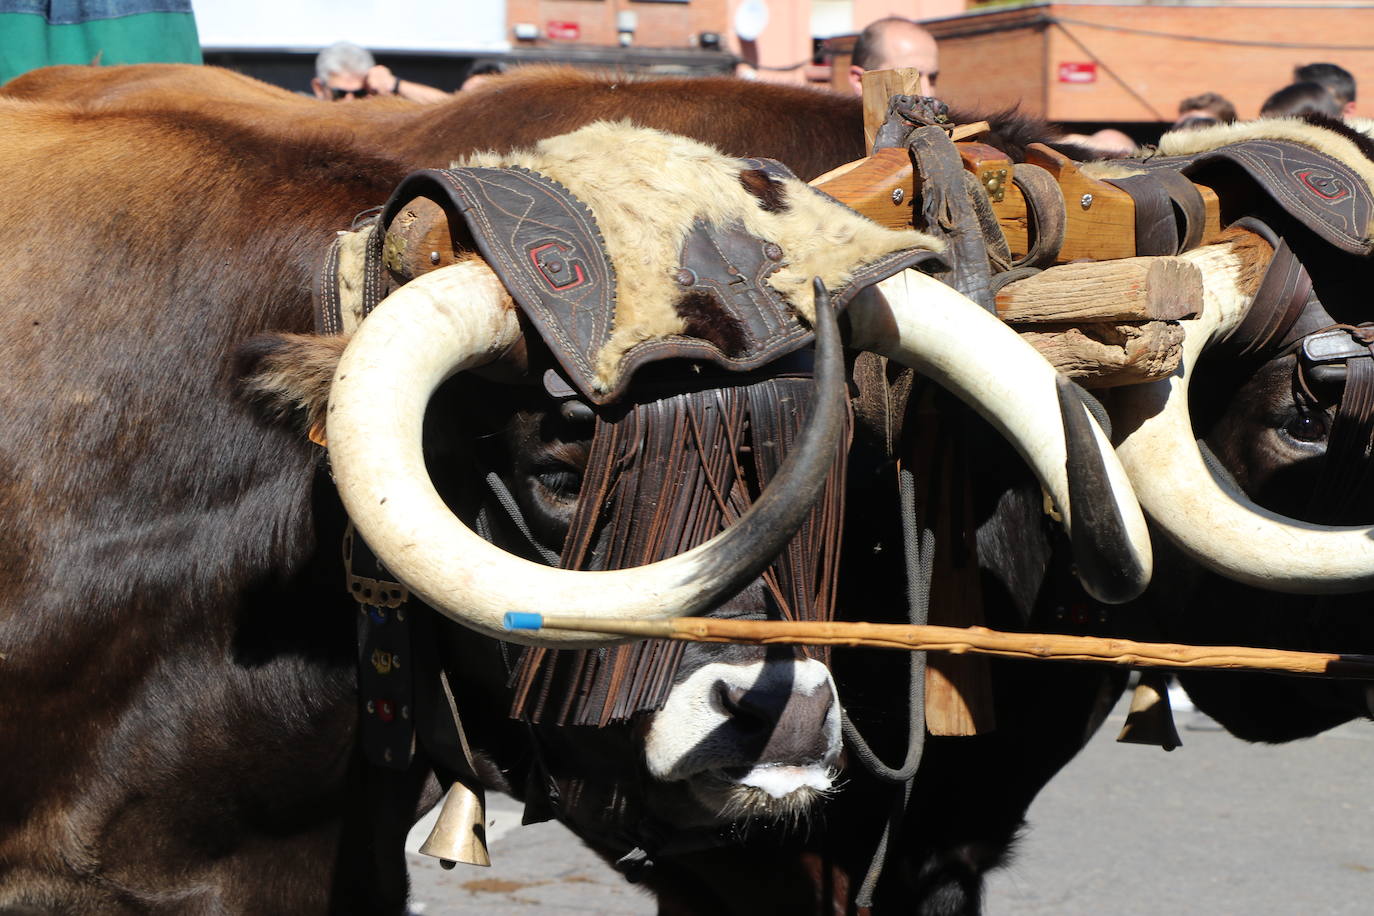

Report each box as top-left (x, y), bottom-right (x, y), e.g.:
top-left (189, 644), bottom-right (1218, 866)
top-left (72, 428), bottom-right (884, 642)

top-left (847, 17), bottom-right (940, 97)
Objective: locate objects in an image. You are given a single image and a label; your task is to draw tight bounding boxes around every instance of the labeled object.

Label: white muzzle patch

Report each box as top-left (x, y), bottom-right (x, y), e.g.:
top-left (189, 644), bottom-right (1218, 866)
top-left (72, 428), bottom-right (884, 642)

top-left (738, 763), bottom-right (835, 798)
top-left (644, 657), bottom-right (841, 786)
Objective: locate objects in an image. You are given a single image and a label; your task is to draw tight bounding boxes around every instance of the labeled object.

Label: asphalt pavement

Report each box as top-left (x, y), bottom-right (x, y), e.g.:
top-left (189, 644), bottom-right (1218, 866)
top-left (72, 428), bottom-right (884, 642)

top-left (407, 691), bottom-right (1374, 914)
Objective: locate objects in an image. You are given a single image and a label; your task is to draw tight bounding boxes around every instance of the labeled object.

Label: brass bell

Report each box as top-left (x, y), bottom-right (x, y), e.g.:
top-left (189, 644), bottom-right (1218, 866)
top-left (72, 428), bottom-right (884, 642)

top-left (1116, 670), bottom-right (1182, 751)
top-left (418, 781), bottom-right (490, 868)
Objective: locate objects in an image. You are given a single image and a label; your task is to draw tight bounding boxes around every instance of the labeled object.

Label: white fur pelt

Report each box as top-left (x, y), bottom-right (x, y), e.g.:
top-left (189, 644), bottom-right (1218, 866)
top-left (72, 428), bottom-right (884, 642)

top-left (456, 121), bottom-right (940, 391)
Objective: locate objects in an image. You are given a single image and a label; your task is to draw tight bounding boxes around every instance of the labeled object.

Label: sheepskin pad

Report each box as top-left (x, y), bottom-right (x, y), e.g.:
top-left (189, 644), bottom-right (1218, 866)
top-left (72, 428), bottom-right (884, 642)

top-left (455, 121), bottom-right (941, 392)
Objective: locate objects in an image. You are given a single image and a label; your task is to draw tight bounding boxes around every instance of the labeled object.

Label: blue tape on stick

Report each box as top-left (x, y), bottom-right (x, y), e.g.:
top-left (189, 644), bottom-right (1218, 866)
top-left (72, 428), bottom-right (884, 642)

top-left (503, 612), bottom-right (545, 631)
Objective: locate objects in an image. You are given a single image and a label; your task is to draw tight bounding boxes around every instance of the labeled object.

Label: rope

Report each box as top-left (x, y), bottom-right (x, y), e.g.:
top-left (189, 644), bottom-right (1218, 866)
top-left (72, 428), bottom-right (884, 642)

top-left (483, 471), bottom-right (561, 565)
top-left (846, 464), bottom-right (933, 906)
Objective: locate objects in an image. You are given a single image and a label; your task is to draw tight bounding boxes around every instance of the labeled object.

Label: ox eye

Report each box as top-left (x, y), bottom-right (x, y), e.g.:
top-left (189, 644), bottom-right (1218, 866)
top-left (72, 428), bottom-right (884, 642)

top-left (533, 466), bottom-right (583, 501)
top-left (1282, 410), bottom-right (1329, 444)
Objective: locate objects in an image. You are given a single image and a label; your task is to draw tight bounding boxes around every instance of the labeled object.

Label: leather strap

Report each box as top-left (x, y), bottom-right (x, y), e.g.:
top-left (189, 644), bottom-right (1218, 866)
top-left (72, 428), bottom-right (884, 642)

top-left (347, 523), bottom-right (417, 770)
top-left (1103, 170), bottom-right (1205, 256)
top-left (908, 125), bottom-right (996, 310)
top-left (1010, 163), bottom-right (1067, 269)
top-left (1214, 219), bottom-right (1314, 361)
top-left (1307, 344), bottom-right (1374, 523)
top-left (313, 234), bottom-right (346, 335)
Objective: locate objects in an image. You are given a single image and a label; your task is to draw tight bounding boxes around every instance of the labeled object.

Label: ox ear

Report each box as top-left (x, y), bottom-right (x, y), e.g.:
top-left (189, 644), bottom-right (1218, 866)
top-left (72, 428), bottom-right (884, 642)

top-left (234, 332), bottom-right (351, 445)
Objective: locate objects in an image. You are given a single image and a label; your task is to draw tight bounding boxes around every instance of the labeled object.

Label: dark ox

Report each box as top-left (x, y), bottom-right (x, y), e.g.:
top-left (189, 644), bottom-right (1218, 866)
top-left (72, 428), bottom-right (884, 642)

top-left (0, 69), bottom-right (1149, 915)
top-left (1102, 116), bottom-right (1374, 744)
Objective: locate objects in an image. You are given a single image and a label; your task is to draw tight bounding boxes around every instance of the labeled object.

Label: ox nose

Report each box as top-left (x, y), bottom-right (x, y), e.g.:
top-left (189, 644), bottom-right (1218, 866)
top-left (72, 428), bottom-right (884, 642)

top-left (714, 674), bottom-right (836, 763)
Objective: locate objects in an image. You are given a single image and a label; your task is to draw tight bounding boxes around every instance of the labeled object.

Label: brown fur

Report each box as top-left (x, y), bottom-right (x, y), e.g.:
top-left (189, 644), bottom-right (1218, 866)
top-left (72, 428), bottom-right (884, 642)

top-left (0, 63), bottom-right (1067, 183)
top-left (0, 98), bottom-right (416, 913)
top-left (235, 333), bottom-right (351, 435)
top-left (1214, 226), bottom-right (1276, 298)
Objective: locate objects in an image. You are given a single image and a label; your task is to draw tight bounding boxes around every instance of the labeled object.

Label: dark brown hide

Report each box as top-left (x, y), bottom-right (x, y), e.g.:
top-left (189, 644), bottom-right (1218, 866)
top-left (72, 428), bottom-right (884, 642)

top-left (0, 101), bottom-right (420, 913)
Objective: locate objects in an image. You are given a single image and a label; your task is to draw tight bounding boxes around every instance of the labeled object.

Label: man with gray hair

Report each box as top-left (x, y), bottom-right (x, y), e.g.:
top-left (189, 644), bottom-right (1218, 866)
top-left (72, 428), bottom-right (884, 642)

top-left (311, 41), bottom-right (450, 103)
top-left (846, 17), bottom-right (939, 98)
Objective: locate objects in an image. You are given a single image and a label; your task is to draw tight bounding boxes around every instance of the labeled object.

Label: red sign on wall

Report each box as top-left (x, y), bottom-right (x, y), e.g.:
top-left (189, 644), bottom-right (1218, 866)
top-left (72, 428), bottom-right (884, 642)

top-left (1058, 62), bottom-right (1097, 83)
top-left (547, 21), bottom-right (580, 40)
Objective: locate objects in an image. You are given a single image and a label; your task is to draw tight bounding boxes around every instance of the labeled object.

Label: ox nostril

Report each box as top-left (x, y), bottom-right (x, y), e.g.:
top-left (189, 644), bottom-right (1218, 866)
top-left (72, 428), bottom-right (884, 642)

top-left (713, 682), bottom-right (779, 729)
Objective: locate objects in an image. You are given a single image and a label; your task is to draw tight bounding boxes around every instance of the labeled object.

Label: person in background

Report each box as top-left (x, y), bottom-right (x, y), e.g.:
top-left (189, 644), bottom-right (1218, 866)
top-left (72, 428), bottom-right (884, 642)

top-left (1058, 127), bottom-right (1137, 158)
top-left (461, 62), bottom-right (506, 92)
top-left (311, 41), bottom-right (450, 103)
top-left (1260, 81), bottom-right (1344, 119)
top-left (1294, 62), bottom-right (1356, 117)
top-left (847, 17), bottom-right (939, 98)
top-left (1173, 91), bottom-right (1237, 130)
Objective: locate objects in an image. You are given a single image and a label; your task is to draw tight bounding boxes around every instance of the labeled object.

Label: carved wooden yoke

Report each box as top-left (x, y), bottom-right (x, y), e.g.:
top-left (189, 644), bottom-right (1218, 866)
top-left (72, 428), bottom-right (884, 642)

top-left (808, 69), bottom-right (1220, 390)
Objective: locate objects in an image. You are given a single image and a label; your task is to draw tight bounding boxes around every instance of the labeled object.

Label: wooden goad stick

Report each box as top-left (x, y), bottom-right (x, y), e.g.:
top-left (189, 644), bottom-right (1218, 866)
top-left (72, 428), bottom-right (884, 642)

top-left (503, 614), bottom-right (1374, 680)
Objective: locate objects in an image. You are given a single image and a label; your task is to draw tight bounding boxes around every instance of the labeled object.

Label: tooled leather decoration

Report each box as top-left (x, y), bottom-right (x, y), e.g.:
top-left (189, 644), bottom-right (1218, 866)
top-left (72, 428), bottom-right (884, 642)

top-left (317, 158), bottom-right (942, 404)
top-left (1128, 139), bottom-right (1374, 256)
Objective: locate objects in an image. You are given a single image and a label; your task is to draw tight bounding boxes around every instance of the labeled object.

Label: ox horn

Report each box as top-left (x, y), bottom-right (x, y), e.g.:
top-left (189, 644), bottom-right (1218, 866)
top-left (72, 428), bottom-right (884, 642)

top-left (847, 269), bottom-right (1153, 603)
top-left (1113, 239), bottom-right (1374, 592)
top-left (327, 263), bottom-right (847, 646)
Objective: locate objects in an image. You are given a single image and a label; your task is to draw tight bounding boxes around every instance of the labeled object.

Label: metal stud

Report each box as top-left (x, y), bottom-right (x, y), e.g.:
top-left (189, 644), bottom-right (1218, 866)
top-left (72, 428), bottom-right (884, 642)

top-left (891, 187), bottom-right (905, 205)
top-left (1080, 193), bottom-right (1094, 210)
top-left (429, 251), bottom-right (441, 265)
top-left (366, 700), bottom-right (376, 714)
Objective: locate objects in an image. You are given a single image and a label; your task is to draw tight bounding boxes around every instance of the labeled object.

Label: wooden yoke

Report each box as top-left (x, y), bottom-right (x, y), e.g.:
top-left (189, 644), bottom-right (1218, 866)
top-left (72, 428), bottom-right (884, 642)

top-left (812, 73), bottom-right (1229, 264)
top-left (808, 70), bottom-right (1225, 387)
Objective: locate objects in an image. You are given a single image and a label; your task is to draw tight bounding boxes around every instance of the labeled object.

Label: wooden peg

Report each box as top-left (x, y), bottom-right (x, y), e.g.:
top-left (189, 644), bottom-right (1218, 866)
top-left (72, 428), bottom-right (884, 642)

top-left (861, 67), bottom-right (926, 151)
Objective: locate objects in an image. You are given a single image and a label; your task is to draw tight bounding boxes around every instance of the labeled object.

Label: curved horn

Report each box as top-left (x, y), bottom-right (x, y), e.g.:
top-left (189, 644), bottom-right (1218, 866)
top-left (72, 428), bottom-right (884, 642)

top-left (327, 262), bottom-right (847, 646)
top-left (847, 269), bottom-right (1153, 603)
top-left (1113, 240), bottom-right (1374, 592)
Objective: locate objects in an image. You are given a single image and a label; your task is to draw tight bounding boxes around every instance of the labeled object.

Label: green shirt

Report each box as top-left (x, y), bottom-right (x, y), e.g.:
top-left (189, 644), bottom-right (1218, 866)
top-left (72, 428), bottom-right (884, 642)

top-left (0, 1), bottom-right (201, 85)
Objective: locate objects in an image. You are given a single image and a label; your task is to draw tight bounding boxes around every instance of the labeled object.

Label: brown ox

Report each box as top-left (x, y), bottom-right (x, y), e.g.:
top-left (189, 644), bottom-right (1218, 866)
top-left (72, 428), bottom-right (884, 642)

top-left (0, 63), bottom-right (1065, 181)
top-left (0, 68), bottom-right (1144, 915)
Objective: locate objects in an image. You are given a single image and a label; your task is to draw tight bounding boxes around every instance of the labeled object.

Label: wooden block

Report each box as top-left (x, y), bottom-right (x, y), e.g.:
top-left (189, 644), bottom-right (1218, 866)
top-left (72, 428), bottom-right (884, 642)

top-left (995, 256), bottom-right (1203, 324)
top-left (861, 68), bottom-right (925, 152)
top-left (1014, 320), bottom-right (1187, 388)
top-left (958, 142), bottom-right (1013, 209)
top-left (1016, 143), bottom-right (1226, 263)
top-left (383, 196), bottom-right (465, 283)
top-left (1023, 143), bottom-right (1139, 262)
top-left (808, 147), bottom-right (914, 231)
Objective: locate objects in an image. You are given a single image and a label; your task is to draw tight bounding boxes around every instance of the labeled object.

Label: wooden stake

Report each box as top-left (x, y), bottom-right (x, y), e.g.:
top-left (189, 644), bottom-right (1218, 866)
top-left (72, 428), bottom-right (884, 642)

top-left (861, 68), bottom-right (926, 152)
top-left (519, 616), bottom-right (1374, 680)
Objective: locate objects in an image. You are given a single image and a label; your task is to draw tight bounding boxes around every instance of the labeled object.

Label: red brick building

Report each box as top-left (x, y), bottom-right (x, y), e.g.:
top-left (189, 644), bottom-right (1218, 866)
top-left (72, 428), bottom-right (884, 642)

top-left (928, 3), bottom-right (1374, 125)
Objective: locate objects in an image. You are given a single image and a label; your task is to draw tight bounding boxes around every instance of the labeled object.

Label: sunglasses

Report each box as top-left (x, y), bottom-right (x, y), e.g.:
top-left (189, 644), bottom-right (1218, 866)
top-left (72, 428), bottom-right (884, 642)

top-left (329, 86), bottom-right (368, 100)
